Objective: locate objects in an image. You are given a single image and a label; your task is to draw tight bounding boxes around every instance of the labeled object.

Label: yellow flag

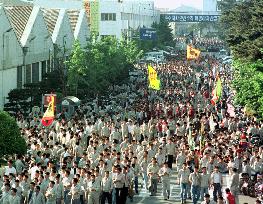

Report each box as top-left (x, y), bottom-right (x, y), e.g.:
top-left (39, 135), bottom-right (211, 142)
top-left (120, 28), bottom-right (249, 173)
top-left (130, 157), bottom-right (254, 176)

top-left (187, 45), bottom-right (201, 60)
top-left (148, 65), bottom-right (160, 90)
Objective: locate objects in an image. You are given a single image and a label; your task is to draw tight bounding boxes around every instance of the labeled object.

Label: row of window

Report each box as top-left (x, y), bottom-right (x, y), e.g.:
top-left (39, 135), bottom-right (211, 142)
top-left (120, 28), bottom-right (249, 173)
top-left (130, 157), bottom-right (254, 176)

top-left (17, 60), bottom-right (52, 89)
top-left (101, 13), bottom-right (116, 21)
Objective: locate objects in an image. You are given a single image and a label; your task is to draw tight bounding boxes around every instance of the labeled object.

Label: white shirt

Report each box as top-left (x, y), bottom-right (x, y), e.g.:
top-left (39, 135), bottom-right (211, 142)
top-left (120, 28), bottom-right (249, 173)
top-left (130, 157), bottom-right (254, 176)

top-left (213, 173), bottom-right (220, 183)
top-left (4, 166), bottom-right (16, 176)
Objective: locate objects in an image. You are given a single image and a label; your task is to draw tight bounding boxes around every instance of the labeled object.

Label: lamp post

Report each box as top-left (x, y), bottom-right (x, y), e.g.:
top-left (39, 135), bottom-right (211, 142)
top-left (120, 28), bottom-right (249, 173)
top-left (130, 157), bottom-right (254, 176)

top-left (1, 27), bottom-right (12, 109)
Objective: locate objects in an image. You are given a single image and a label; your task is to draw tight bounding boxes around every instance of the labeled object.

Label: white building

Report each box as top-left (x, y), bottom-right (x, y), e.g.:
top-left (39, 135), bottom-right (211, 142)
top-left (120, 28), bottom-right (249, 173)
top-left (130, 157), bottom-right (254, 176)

top-left (0, 5), bottom-right (83, 110)
top-left (203, 0), bottom-right (220, 14)
top-left (42, 8), bottom-right (74, 58)
top-left (99, 0), bottom-right (158, 39)
top-left (0, 6), bottom-right (23, 109)
top-left (67, 9), bottom-right (90, 47)
top-left (34, 0), bottom-right (159, 39)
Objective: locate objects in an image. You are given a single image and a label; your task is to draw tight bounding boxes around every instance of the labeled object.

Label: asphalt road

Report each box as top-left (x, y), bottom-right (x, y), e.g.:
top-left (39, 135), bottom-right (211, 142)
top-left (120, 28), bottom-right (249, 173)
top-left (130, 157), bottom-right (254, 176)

top-left (127, 169), bottom-right (257, 204)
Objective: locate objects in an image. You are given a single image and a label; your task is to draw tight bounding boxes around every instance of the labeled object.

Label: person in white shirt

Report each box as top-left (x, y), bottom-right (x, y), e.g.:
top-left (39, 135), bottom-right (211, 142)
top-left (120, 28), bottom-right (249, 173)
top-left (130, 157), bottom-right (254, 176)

top-left (159, 162), bottom-right (171, 200)
top-left (87, 174), bottom-right (101, 204)
top-left (101, 171), bottom-right (113, 204)
top-left (62, 170), bottom-right (71, 204)
top-left (45, 181), bottom-right (56, 204)
top-left (166, 138), bottom-right (175, 169)
top-left (0, 183), bottom-right (11, 204)
top-left (210, 166), bottom-right (223, 202)
top-left (8, 188), bottom-right (20, 204)
top-left (31, 185), bottom-right (45, 204)
top-left (68, 178), bottom-right (81, 204)
top-left (55, 175), bottom-right (64, 204)
top-left (4, 160), bottom-right (17, 176)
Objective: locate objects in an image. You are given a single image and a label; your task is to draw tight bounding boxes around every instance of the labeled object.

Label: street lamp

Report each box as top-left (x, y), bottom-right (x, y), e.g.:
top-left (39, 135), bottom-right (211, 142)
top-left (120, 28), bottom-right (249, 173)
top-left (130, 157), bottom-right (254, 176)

top-left (1, 27), bottom-right (13, 109)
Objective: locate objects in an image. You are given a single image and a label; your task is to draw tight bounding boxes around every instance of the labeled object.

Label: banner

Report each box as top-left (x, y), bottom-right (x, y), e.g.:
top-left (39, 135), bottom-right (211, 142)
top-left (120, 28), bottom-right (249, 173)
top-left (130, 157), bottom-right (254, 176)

top-left (41, 95), bottom-right (55, 127)
top-left (187, 45), bottom-right (201, 60)
top-left (148, 65), bottom-right (160, 90)
top-left (163, 14), bottom-right (220, 22)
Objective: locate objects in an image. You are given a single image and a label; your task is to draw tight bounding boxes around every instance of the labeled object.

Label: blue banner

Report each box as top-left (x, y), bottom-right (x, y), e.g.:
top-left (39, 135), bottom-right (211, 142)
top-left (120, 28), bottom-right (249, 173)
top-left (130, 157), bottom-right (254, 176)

top-left (140, 28), bottom-right (157, 40)
top-left (162, 14), bottom-right (220, 22)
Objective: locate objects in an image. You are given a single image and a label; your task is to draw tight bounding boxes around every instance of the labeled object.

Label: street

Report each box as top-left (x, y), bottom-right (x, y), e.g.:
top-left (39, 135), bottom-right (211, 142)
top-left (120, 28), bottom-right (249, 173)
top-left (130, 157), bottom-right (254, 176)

top-left (128, 168), bottom-right (257, 204)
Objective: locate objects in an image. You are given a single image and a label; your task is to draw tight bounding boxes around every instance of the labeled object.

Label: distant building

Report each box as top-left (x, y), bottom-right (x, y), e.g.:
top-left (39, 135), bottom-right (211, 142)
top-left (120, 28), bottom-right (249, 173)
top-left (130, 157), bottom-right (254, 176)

top-left (34, 0), bottom-right (159, 39)
top-left (203, 0), bottom-right (220, 14)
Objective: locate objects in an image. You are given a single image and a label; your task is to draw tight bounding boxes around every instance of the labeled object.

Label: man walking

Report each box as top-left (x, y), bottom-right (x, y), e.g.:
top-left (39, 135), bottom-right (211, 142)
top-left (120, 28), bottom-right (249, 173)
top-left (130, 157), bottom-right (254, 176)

top-left (147, 158), bottom-right (159, 196)
top-left (101, 171), bottom-right (113, 204)
top-left (159, 162), bottom-right (171, 200)
top-left (189, 166), bottom-right (201, 204)
top-left (178, 162), bottom-right (190, 204)
top-left (210, 166), bottom-right (223, 202)
top-left (200, 167), bottom-right (210, 201)
top-left (166, 138), bottom-right (175, 169)
top-left (229, 168), bottom-right (239, 204)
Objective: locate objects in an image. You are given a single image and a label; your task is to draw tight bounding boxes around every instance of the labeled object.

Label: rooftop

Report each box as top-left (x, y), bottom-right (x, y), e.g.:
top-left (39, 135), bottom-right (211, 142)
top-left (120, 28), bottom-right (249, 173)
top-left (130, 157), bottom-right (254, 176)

top-left (4, 6), bottom-right (33, 39)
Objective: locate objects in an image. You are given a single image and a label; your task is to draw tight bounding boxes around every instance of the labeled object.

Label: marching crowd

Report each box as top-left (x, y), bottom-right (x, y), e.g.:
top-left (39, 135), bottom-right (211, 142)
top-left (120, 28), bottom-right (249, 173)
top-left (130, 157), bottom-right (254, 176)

top-left (175, 37), bottom-right (224, 51)
top-left (0, 54), bottom-right (262, 204)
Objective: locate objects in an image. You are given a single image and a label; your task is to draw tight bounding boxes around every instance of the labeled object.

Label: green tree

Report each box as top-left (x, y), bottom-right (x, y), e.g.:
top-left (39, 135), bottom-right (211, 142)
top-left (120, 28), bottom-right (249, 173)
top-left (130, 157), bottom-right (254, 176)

top-left (219, 0), bottom-right (263, 60)
top-left (67, 37), bottom-right (142, 98)
top-left (232, 60), bottom-right (263, 118)
top-left (219, 0), bottom-right (263, 117)
top-left (152, 18), bottom-right (173, 48)
top-left (0, 111), bottom-right (27, 158)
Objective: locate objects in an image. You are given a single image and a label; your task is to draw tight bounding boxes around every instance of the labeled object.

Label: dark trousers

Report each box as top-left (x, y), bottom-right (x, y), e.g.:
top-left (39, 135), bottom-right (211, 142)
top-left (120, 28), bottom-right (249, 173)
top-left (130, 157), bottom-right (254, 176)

top-left (115, 188), bottom-right (122, 204)
top-left (101, 192), bottom-right (112, 204)
top-left (134, 176), bottom-right (138, 193)
top-left (213, 183), bottom-right (222, 202)
top-left (167, 155), bottom-right (173, 169)
top-left (80, 195), bottom-right (84, 204)
top-left (120, 187), bottom-right (128, 204)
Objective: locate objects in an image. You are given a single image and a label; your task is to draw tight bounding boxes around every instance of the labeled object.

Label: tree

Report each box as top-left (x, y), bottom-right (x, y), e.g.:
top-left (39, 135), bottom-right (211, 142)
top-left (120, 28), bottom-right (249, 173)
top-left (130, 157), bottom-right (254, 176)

top-left (0, 111), bottom-right (27, 158)
top-left (219, 0), bottom-right (263, 118)
top-left (67, 37), bottom-right (142, 98)
top-left (219, 0), bottom-right (263, 60)
top-left (152, 18), bottom-right (174, 48)
top-left (232, 60), bottom-right (263, 118)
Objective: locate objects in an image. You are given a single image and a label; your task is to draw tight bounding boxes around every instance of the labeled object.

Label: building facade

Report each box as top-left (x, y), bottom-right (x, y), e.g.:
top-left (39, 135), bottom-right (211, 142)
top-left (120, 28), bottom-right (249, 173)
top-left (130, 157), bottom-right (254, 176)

top-left (0, 0), bottom-right (159, 109)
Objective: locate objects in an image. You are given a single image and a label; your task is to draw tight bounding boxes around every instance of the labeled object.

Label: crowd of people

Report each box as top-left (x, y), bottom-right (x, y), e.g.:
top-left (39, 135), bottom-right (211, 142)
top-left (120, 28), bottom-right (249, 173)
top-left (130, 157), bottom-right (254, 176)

top-left (0, 53), bottom-right (262, 204)
top-left (175, 37), bottom-right (224, 51)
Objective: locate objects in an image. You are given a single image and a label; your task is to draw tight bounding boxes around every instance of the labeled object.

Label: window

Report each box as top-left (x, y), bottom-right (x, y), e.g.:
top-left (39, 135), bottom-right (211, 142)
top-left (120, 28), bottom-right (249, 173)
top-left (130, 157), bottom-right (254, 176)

top-left (101, 35), bottom-right (116, 39)
top-left (101, 13), bottom-right (116, 21)
top-left (17, 66), bottom-right (22, 89)
top-left (41, 61), bottom-right (46, 79)
top-left (32, 62), bottom-right (39, 83)
top-left (25, 64), bottom-right (31, 84)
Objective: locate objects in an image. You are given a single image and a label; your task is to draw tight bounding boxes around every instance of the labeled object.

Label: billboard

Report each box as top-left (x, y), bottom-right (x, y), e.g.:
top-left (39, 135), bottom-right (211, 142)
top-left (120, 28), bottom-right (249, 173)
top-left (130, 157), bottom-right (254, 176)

top-left (140, 28), bottom-right (157, 40)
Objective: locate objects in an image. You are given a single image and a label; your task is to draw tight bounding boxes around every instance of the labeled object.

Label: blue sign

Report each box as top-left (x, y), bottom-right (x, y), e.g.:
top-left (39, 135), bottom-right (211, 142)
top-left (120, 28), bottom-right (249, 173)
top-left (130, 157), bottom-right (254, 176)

top-left (140, 28), bottom-right (157, 40)
top-left (162, 14), bottom-right (220, 22)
